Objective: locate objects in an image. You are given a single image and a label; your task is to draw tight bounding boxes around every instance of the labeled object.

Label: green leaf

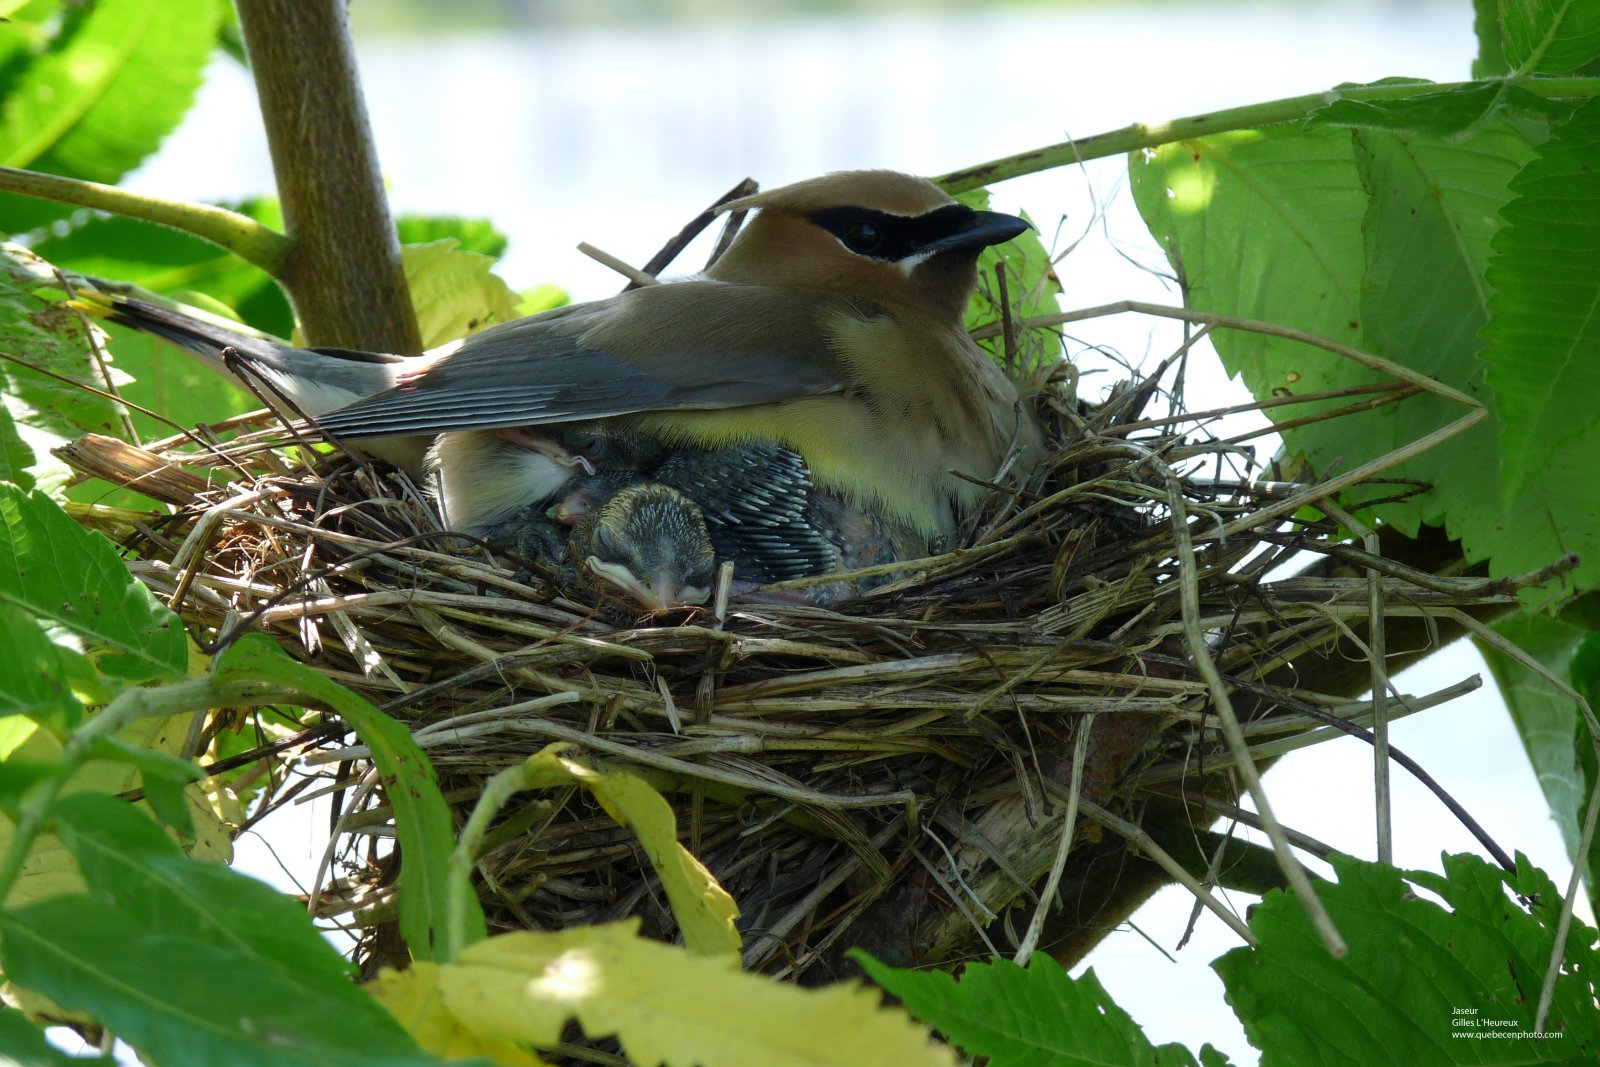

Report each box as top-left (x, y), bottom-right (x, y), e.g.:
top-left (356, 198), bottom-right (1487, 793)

top-left (0, 0), bottom-right (225, 233)
top-left (1479, 616), bottom-right (1596, 916)
top-left (1501, 0), bottom-right (1600, 74)
top-left (395, 215), bottom-right (509, 260)
top-left (0, 1006), bottom-right (116, 1066)
top-left (1350, 120), bottom-right (1536, 539)
top-left (0, 608), bottom-right (89, 734)
top-left (855, 951), bottom-right (1223, 1067)
top-left (1473, 0), bottom-right (1511, 76)
top-left (0, 484), bottom-right (186, 681)
top-left (80, 737), bottom-right (200, 836)
top-left (211, 635), bottom-right (485, 960)
top-left (517, 282), bottom-right (568, 316)
top-left (1214, 853), bottom-right (1600, 1064)
top-left (0, 404), bottom-right (38, 491)
top-left (1483, 96), bottom-right (1600, 505)
top-left (51, 793), bottom-right (356, 984)
top-left (31, 207), bottom-right (292, 454)
top-left (0, 895), bottom-right (455, 1067)
top-left (1, 245), bottom-right (126, 491)
top-left (1129, 125), bottom-right (1367, 474)
top-left (955, 189), bottom-right (1063, 378)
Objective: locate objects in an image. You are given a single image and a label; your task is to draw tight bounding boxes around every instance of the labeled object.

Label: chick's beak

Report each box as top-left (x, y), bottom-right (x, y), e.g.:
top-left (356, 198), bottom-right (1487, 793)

top-left (582, 557), bottom-right (710, 611)
top-left (924, 209), bottom-right (1031, 254)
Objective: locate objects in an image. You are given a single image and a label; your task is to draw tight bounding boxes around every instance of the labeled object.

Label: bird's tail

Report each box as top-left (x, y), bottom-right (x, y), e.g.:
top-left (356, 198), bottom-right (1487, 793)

top-left (71, 288), bottom-right (402, 419)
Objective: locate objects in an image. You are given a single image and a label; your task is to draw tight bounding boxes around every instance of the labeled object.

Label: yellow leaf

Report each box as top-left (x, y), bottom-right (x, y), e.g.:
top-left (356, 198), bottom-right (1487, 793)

top-left (368, 962), bottom-right (552, 1066)
top-left (521, 746), bottom-right (739, 956)
top-left (435, 922), bottom-right (956, 1067)
top-left (402, 239), bottom-right (522, 348)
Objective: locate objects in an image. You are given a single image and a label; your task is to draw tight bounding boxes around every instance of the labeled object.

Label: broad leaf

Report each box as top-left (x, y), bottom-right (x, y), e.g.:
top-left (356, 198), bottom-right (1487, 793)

top-left (1214, 853), bottom-right (1600, 1064)
top-left (1350, 120), bottom-right (1535, 538)
top-left (1472, 0), bottom-right (1510, 77)
top-left (0, 895), bottom-right (453, 1067)
top-left (956, 188), bottom-right (1063, 378)
top-left (0, 484), bottom-right (186, 681)
top-left (401, 239), bottom-right (522, 348)
top-left (1500, 0), bottom-right (1600, 74)
top-left (0, 609), bottom-right (89, 733)
top-left (1, 245), bottom-right (125, 493)
top-left (52, 794), bottom-right (358, 987)
top-left (1129, 126), bottom-right (1367, 480)
top-left (1483, 96), bottom-right (1600, 504)
top-left (857, 952), bottom-right (1226, 1067)
top-left (0, 0), bottom-right (224, 233)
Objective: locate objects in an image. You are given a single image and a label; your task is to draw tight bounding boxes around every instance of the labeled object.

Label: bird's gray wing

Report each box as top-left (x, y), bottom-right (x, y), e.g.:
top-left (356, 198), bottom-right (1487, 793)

top-left (315, 282), bottom-right (866, 440)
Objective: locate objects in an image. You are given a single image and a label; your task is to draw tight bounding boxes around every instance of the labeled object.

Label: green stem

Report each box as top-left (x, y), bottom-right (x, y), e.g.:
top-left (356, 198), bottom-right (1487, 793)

top-left (937, 76), bottom-right (1600, 192)
top-left (0, 165), bottom-right (292, 277)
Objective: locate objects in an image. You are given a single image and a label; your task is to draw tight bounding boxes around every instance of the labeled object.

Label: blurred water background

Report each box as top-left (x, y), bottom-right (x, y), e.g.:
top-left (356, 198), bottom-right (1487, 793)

top-left (122, 3), bottom-right (1577, 1063)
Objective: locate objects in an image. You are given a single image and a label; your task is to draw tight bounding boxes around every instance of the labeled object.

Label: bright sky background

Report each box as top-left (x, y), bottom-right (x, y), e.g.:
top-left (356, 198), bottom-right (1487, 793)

top-left (119, 4), bottom-right (1586, 1063)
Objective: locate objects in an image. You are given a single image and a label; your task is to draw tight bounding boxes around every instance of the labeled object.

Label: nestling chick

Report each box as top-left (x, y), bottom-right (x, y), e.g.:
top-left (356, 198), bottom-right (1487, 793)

top-left (568, 482), bottom-right (715, 612)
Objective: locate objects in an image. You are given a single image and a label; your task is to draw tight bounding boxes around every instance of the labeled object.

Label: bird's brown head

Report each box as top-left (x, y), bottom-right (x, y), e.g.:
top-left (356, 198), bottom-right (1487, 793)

top-left (708, 170), bottom-right (1028, 321)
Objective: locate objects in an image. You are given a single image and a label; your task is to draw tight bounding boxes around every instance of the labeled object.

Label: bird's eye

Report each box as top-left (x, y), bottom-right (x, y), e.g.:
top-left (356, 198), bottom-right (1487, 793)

top-left (843, 220), bottom-right (882, 253)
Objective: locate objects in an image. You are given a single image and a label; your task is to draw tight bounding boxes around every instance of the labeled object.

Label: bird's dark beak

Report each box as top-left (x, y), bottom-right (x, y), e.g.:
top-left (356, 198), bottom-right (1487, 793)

top-left (923, 209), bottom-right (1031, 254)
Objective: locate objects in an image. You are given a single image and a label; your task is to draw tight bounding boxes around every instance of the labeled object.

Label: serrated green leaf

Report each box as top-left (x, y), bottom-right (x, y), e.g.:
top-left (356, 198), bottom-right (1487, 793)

top-left (0, 1005), bottom-right (116, 1066)
top-left (0, 895), bottom-right (453, 1067)
top-left (1501, 0), bottom-right (1600, 74)
top-left (30, 208), bottom-right (290, 461)
top-left (0, 484), bottom-right (186, 681)
top-left (211, 635), bottom-right (483, 960)
top-left (420, 922), bottom-right (952, 1067)
top-left (0, 0), bottom-right (224, 233)
top-left (1483, 97), bottom-right (1600, 508)
top-left (1214, 853), bottom-right (1600, 1064)
top-left (0, 405), bottom-right (37, 490)
top-left (32, 203), bottom-right (293, 337)
top-left (857, 951), bottom-right (1220, 1067)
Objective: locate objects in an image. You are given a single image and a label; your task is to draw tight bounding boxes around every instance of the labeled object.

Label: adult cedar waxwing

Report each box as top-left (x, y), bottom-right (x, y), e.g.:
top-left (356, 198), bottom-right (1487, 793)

top-left (319, 170), bottom-right (1043, 546)
top-left (99, 170), bottom-right (1042, 585)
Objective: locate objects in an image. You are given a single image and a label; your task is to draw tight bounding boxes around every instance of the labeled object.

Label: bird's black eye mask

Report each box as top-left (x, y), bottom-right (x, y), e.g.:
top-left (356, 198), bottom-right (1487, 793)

top-left (808, 204), bottom-right (977, 262)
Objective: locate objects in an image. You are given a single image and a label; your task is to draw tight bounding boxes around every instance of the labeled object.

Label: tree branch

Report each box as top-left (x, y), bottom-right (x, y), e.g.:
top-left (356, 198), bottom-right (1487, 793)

top-left (234, 0), bottom-right (421, 353)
